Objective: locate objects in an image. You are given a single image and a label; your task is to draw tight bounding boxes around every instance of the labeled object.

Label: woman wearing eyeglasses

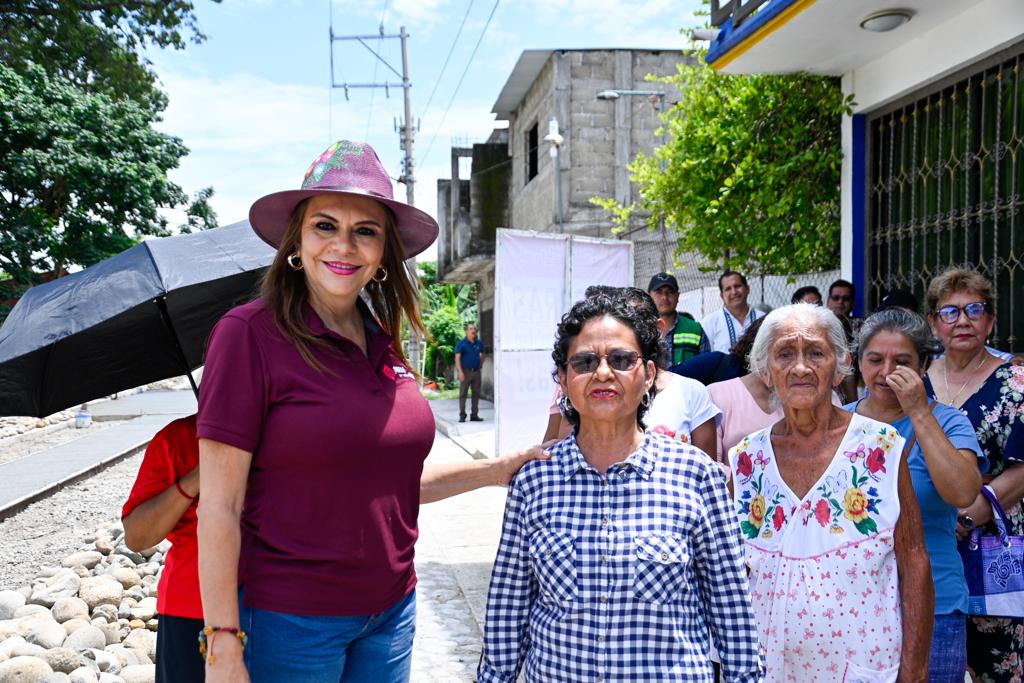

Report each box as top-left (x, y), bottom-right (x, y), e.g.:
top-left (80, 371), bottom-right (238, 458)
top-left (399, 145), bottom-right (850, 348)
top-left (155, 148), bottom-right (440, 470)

top-left (478, 293), bottom-right (762, 683)
top-left (924, 267), bottom-right (1024, 683)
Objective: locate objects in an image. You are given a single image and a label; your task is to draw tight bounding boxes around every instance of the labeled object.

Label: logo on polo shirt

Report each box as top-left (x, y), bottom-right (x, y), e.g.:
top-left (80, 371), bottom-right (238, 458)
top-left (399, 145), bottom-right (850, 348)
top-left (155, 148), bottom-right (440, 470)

top-left (382, 364), bottom-right (416, 381)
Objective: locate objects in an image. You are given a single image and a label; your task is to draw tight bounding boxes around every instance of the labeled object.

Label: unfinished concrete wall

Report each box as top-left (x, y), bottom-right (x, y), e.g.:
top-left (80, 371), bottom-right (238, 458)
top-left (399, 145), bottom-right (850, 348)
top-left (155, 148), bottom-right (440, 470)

top-left (508, 57), bottom-right (557, 232)
top-left (507, 49), bottom-right (692, 244)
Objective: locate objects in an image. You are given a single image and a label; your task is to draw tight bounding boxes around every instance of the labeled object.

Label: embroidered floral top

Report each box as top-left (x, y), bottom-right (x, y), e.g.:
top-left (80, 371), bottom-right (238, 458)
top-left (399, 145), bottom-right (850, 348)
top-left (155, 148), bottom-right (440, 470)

top-left (730, 413), bottom-right (907, 683)
top-left (926, 363), bottom-right (1024, 538)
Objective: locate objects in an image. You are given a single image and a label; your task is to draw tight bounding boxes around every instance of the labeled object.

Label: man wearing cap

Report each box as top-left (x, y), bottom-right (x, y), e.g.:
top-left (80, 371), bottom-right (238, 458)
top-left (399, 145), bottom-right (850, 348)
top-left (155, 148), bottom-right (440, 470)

top-left (700, 270), bottom-right (759, 354)
top-left (455, 323), bottom-right (485, 423)
top-left (648, 272), bottom-right (709, 366)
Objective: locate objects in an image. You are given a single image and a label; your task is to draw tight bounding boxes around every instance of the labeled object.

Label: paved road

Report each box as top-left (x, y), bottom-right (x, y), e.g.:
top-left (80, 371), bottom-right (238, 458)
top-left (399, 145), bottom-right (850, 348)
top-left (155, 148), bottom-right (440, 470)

top-left (0, 389), bottom-right (507, 682)
top-left (0, 391), bottom-right (196, 520)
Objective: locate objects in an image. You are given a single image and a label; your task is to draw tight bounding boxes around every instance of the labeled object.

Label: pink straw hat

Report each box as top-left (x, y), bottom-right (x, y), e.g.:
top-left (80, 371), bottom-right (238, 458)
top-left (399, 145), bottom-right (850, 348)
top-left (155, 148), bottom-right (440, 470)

top-left (248, 140), bottom-right (438, 258)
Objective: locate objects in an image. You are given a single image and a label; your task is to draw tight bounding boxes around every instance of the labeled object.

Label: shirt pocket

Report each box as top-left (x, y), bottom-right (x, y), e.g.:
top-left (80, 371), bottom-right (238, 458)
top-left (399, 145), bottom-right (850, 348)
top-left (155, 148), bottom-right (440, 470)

top-left (632, 532), bottom-right (690, 604)
top-left (528, 528), bottom-right (578, 607)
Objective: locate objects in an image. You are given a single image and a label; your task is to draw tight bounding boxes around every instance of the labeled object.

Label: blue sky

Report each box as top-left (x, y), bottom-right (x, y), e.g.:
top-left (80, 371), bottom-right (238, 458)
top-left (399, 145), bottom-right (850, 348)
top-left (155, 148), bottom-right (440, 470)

top-left (152, 0), bottom-right (702, 259)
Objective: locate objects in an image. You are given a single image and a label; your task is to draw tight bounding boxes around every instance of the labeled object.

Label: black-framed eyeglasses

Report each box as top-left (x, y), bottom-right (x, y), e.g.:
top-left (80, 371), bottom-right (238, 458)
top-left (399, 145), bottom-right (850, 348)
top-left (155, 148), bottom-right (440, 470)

top-left (934, 301), bottom-right (989, 324)
top-left (568, 349), bottom-right (641, 374)
top-left (829, 294), bottom-right (853, 302)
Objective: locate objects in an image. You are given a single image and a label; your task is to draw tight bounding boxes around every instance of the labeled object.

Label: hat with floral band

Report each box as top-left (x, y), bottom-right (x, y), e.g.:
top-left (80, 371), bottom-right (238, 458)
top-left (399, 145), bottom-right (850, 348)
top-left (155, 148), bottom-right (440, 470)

top-left (248, 140), bottom-right (438, 257)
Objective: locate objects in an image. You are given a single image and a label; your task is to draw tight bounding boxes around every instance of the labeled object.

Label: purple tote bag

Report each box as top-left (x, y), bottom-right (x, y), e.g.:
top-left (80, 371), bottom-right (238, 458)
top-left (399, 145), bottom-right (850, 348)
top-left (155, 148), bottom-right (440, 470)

top-left (959, 485), bottom-right (1024, 617)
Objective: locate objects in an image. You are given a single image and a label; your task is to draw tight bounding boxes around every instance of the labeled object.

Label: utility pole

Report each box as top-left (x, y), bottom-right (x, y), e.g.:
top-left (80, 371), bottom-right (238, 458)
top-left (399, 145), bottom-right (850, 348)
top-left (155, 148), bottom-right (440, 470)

top-left (330, 22), bottom-right (421, 375)
top-left (399, 26), bottom-right (415, 205)
top-left (330, 24), bottom-right (416, 202)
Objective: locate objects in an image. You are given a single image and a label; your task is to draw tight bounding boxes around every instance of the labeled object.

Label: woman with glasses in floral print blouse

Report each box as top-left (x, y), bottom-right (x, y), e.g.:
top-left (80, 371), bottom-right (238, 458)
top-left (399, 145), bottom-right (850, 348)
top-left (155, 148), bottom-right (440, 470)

top-left (924, 267), bottom-right (1024, 683)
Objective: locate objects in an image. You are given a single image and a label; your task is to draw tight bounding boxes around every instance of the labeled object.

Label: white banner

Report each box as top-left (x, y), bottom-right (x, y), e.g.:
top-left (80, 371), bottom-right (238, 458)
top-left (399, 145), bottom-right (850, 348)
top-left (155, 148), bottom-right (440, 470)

top-left (495, 231), bottom-right (633, 456)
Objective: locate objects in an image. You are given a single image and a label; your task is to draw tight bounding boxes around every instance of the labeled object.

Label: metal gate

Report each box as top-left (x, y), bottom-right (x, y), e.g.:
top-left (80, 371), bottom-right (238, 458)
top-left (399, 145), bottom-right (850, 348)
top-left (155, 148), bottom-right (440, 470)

top-left (867, 41), bottom-right (1024, 352)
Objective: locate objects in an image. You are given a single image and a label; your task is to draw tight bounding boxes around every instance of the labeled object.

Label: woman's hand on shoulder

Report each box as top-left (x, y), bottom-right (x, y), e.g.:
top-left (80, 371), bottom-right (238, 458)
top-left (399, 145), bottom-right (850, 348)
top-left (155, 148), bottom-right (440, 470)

top-left (493, 442), bottom-right (554, 486)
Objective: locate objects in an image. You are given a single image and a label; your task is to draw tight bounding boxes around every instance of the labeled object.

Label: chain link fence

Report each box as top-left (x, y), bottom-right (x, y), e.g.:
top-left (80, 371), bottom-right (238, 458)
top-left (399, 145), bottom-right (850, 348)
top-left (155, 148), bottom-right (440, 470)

top-left (633, 235), bottom-right (841, 319)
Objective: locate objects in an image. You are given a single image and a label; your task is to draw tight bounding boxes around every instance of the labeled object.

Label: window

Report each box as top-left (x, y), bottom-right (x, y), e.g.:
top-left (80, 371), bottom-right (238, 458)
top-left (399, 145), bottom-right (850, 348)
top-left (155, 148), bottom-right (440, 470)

top-left (526, 122), bottom-right (539, 183)
top-left (867, 42), bottom-right (1024, 351)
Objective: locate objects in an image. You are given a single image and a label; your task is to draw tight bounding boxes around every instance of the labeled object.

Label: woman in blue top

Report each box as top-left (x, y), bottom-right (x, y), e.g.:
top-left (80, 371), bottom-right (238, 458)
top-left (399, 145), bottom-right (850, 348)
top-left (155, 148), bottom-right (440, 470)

top-left (844, 307), bottom-right (984, 683)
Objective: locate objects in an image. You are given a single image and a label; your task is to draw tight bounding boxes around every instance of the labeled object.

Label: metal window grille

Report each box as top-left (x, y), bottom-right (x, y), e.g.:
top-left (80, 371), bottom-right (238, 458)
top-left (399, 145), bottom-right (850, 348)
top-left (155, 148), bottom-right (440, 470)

top-left (867, 42), bottom-right (1024, 352)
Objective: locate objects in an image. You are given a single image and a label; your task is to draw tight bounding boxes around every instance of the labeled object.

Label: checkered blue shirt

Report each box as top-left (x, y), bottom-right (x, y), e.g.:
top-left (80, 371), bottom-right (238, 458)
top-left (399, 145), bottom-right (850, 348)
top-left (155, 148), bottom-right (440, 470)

top-left (478, 433), bottom-right (763, 682)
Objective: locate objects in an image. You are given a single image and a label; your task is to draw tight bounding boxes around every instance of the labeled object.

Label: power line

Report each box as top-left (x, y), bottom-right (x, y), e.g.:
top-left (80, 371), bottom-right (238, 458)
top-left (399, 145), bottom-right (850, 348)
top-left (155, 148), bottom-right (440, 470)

top-left (365, 0), bottom-right (389, 139)
top-left (421, 0), bottom-right (500, 166)
top-left (419, 0), bottom-right (475, 122)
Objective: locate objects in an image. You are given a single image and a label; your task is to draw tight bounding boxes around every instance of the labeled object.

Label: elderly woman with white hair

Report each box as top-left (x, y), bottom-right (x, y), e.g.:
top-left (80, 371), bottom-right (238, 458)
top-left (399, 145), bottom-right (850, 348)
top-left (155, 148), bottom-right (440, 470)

top-left (729, 303), bottom-right (932, 683)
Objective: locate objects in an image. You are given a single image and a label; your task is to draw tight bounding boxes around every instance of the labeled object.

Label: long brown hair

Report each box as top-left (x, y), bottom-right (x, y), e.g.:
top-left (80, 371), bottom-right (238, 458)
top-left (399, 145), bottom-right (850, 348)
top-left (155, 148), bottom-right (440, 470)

top-left (259, 196), bottom-right (427, 370)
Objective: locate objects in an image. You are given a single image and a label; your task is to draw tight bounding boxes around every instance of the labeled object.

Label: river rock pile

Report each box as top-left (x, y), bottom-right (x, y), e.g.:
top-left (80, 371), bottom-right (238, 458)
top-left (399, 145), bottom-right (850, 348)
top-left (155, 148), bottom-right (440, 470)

top-left (0, 413), bottom-right (74, 441)
top-left (0, 521), bottom-right (165, 683)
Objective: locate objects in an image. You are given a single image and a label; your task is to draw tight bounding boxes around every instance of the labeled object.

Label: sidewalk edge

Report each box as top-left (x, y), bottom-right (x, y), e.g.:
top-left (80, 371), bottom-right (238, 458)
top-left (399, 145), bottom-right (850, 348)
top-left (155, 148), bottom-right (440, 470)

top-left (434, 418), bottom-right (488, 461)
top-left (0, 439), bottom-right (150, 523)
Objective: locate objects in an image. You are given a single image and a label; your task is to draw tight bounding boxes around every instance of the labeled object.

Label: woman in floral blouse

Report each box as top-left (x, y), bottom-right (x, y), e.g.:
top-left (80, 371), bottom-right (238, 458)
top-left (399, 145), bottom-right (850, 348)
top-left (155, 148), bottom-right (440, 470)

top-left (730, 303), bottom-right (932, 683)
top-left (924, 267), bottom-right (1024, 683)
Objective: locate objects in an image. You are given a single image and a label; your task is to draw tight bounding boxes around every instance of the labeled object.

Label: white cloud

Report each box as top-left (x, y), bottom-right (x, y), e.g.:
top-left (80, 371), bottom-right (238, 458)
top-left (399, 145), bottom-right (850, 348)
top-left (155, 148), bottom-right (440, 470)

top-left (155, 65), bottom-right (500, 255)
top-left (518, 0), bottom-right (699, 48)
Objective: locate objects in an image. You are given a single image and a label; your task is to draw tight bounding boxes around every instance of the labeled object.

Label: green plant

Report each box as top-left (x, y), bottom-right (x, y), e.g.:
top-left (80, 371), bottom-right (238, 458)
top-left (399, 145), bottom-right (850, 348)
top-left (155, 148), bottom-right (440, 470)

top-left (593, 58), bottom-right (852, 275)
top-left (0, 63), bottom-right (216, 288)
top-left (417, 261), bottom-right (479, 381)
top-left (0, 0), bottom-right (218, 108)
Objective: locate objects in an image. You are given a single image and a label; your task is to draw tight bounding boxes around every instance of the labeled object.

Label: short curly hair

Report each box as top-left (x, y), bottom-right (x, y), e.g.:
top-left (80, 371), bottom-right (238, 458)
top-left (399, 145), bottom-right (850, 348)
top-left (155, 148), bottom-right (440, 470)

top-left (926, 267), bottom-right (995, 315)
top-left (551, 293), bottom-right (663, 429)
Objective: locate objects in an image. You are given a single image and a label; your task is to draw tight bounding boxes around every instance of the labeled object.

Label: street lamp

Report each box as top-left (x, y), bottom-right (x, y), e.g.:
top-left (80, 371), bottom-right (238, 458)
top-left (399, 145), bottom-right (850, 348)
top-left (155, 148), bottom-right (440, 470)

top-left (596, 88), bottom-right (669, 268)
top-left (543, 117), bottom-right (565, 233)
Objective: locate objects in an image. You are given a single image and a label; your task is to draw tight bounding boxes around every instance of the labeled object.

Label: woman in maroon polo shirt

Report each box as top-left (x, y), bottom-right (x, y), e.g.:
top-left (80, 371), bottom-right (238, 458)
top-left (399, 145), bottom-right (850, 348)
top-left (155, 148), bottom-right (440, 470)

top-left (197, 141), bottom-right (538, 683)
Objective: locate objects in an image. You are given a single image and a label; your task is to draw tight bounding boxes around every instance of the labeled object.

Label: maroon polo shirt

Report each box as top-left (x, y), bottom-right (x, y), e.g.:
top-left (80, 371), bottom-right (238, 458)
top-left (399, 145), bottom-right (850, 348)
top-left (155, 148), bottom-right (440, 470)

top-left (197, 298), bottom-right (436, 616)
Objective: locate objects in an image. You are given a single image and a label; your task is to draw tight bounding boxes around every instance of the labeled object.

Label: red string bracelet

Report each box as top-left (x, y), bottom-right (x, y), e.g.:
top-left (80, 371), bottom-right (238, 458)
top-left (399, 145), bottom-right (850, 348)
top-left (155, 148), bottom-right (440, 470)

top-left (174, 477), bottom-right (198, 501)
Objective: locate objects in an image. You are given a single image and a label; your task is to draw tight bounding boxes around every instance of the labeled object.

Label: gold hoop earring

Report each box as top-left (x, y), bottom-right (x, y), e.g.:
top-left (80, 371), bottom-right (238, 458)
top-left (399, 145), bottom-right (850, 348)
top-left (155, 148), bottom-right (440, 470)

top-left (372, 266), bottom-right (388, 283)
top-left (287, 253), bottom-right (303, 271)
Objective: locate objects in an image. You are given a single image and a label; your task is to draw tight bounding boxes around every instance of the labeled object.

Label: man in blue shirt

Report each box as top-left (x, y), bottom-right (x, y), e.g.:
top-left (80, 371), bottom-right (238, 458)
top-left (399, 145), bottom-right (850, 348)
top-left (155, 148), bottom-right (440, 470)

top-left (455, 323), bottom-right (485, 423)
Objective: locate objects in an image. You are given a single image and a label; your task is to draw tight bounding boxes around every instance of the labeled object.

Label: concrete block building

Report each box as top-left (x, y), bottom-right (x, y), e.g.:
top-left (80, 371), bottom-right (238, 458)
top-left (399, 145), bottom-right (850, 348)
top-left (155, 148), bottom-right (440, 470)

top-left (436, 48), bottom-right (695, 398)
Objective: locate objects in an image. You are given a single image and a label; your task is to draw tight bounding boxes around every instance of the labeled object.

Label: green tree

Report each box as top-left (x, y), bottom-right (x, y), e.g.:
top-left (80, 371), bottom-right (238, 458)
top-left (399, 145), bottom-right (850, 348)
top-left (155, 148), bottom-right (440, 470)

top-left (417, 261), bottom-right (478, 382)
top-left (0, 63), bottom-right (215, 285)
top-left (0, 0), bottom-right (217, 107)
top-left (594, 60), bottom-right (852, 275)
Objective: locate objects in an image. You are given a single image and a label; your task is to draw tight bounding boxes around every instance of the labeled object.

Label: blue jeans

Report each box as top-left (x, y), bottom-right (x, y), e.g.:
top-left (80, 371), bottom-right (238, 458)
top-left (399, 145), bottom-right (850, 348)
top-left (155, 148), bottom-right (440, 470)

top-left (930, 612), bottom-right (967, 683)
top-left (239, 589), bottom-right (416, 683)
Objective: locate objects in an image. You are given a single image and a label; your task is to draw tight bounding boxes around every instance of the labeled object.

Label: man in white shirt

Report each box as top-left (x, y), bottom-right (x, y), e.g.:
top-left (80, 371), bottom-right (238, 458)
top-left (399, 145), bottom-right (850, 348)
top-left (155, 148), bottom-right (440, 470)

top-left (700, 270), bottom-right (759, 353)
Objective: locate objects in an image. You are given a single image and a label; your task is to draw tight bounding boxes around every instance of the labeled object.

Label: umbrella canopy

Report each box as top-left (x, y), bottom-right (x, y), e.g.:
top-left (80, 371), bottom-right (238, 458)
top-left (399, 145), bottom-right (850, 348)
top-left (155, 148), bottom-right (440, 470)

top-left (0, 220), bottom-right (275, 417)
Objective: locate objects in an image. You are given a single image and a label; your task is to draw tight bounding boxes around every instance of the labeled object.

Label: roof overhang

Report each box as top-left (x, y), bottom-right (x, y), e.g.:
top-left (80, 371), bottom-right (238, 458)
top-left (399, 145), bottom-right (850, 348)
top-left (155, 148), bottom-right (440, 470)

top-left (706, 0), bottom-right (984, 75)
top-left (492, 50), bottom-right (553, 121)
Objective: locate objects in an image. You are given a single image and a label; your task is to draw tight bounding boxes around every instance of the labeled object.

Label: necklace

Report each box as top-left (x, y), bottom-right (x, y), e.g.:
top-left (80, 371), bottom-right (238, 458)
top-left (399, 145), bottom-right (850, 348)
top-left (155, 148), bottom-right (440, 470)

top-left (942, 350), bottom-right (988, 406)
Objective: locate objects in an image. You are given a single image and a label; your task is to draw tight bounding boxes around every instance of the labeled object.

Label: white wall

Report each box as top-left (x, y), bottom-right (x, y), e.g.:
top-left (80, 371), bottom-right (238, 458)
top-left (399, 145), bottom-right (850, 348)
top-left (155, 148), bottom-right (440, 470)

top-left (839, 0), bottom-right (1023, 283)
top-left (845, 0), bottom-right (1024, 113)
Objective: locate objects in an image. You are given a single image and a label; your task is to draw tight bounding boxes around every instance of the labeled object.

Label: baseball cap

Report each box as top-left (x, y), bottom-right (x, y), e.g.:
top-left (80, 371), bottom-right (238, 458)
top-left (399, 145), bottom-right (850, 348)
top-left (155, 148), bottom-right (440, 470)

top-left (647, 272), bottom-right (679, 293)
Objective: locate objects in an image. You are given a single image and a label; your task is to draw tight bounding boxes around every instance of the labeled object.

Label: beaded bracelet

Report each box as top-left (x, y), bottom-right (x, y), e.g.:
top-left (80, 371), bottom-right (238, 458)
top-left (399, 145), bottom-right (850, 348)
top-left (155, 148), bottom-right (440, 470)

top-left (198, 625), bottom-right (247, 664)
top-left (174, 477), bottom-right (198, 501)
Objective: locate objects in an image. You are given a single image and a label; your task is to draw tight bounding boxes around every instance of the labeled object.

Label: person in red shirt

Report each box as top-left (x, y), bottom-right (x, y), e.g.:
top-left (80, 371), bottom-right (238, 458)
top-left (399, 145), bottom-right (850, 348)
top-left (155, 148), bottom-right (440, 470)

top-left (122, 415), bottom-right (203, 682)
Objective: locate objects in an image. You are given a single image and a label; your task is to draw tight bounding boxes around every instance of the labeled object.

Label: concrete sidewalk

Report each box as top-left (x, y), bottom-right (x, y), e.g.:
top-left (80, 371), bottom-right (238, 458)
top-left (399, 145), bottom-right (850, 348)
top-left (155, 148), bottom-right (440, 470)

top-left (429, 396), bottom-right (496, 459)
top-left (0, 391), bottom-right (196, 521)
top-left (413, 399), bottom-right (505, 681)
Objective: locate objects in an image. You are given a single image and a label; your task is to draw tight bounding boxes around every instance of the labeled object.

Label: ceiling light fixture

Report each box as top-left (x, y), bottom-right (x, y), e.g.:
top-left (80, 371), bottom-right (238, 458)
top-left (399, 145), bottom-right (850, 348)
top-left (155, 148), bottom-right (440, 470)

top-left (860, 9), bottom-right (914, 32)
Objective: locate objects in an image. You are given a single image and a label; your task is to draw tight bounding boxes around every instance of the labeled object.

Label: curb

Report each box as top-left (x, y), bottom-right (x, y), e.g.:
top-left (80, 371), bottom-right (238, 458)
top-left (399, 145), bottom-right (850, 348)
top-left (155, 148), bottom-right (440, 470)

top-left (433, 417), bottom-right (490, 460)
top-left (0, 439), bottom-right (150, 523)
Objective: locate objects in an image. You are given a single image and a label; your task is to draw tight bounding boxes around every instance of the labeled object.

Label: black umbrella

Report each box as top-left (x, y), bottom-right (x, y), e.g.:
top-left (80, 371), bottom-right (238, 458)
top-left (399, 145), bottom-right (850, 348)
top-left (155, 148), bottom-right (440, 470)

top-left (0, 220), bottom-right (275, 417)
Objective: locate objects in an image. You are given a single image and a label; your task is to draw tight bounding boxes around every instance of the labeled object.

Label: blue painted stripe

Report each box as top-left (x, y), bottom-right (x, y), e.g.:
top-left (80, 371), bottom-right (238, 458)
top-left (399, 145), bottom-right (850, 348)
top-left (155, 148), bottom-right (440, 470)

top-left (706, 0), bottom-right (801, 65)
top-left (851, 113), bottom-right (867, 317)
